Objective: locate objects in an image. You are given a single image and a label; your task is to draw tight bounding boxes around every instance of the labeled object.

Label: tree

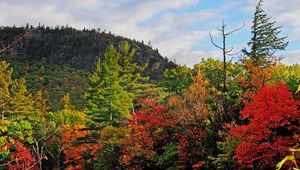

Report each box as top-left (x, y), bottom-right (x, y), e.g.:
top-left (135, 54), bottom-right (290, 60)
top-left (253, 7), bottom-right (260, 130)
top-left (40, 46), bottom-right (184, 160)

top-left (168, 72), bottom-right (210, 168)
top-left (0, 28), bottom-right (34, 54)
top-left (228, 83), bottom-right (299, 169)
top-left (209, 21), bottom-right (244, 116)
top-left (0, 61), bottom-right (13, 125)
top-left (120, 98), bottom-right (178, 169)
top-left (84, 55), bottom-right (129, 129)
top-left (33, 90), bottom-right (49, 119)
top-left (195, 58), bottom-right (245, 123)
top-left (117, 41), bottom-right (150, 114)
top-left (160, 65), bottom-right (191, 95)
top-left (242, 0), bottom-right (288, 65)
top-left (118, 41), bottom-right (149, 96)
top-left (239, 58), bottom-right (276, 99)
top-left (9, 78), bottom-right (34, 120)
top-left (46, 94), bottom-right (87, 169)
top-left (85, 41), bottom-right (148, 129)
top-left (6, 141), bottom-right (38, 170)
top-left (94, 126), bottom-right (128, 169)
top-left (62, 124), bottom-right (99, 170)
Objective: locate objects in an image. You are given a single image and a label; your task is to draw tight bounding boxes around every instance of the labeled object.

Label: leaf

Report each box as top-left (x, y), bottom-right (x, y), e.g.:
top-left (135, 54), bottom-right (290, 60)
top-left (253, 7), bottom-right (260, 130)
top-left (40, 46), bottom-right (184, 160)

top-left (276, 156), bottom-right (295, 170)
top-left (296, 84), bottom-right (300, 94)
top-left (289, 148), bottom-right (300, 153)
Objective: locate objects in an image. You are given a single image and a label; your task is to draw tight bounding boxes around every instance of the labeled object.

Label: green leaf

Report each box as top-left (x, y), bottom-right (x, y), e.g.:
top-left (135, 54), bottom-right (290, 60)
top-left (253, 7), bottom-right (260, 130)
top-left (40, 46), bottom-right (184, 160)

top-left (296, 84), bottom-right (300, 94)
top-left (289, 148), bottom-right (300, 153)
top-left (276, 155), bottom-right (295, 170)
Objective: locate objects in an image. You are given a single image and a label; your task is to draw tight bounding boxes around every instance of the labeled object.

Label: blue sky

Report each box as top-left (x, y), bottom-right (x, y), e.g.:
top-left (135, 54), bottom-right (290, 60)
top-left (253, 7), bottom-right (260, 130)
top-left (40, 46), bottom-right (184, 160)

top-left (0, 0), bottom-right (299, 66)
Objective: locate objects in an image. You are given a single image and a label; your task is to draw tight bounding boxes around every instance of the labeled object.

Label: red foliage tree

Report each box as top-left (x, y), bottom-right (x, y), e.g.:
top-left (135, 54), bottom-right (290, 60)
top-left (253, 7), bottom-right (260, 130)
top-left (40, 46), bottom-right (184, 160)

top-left (228, 83), bottom-right (300, 169)
top-left (120, 98), bottom-right (177, 169)
top-left (62, 124), bottom-right (99, 170)
top-left (7, 141), bottom-right (38, 170)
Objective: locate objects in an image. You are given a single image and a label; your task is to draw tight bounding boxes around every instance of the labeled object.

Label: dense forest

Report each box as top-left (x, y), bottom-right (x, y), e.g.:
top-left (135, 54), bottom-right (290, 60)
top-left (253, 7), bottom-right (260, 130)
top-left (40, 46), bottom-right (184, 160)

top-left (0, 0), bottom-right (299, 170)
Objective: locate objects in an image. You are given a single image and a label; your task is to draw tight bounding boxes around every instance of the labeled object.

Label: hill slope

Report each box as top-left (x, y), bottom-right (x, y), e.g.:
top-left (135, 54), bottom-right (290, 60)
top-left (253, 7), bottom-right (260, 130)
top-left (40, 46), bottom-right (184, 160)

top-left (0, 26), bottom-right (176, 80)
top-left (0, 26), bottom-right (176, 110)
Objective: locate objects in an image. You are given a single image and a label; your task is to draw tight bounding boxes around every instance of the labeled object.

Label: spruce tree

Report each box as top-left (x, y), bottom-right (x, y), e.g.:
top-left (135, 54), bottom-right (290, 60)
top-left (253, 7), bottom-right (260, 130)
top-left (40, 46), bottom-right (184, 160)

top-left (243, 0), bottom-right (288, 65)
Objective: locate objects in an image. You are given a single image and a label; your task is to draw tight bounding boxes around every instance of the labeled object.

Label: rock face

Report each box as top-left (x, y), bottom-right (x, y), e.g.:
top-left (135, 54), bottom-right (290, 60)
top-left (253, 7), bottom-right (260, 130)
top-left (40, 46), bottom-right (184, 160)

top-left (0, 26), bottom-right (176, 80)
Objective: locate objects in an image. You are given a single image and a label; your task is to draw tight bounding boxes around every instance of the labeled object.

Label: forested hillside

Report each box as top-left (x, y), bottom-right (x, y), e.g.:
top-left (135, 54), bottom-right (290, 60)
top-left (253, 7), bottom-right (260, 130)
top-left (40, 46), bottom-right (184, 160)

top-left (0, 0), bottom-right (299, 170)
top-left (0, 26), bottom-right (175, 110)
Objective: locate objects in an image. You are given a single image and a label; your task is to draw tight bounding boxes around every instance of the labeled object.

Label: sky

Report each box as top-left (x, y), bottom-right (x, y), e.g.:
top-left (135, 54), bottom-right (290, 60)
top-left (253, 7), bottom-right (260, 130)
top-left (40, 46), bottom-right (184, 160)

top-left (0, 0), bottom-right (299, 67)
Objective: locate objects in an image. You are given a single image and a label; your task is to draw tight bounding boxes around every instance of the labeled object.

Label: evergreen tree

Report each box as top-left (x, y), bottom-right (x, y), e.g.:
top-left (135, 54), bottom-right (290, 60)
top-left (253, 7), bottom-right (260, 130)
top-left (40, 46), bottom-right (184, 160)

top-left (85, 42), bottom-right (149, 129)
top-left (117, 41), bottom-right (149, 108)
top-left (0, 61), bottom-right (34, 121)
top-left (32, 90), bottom-right (49, 122)
top-left (9, 78), bottom-right (34, 120)
top-left (85, 45), bottom-right (130, 129)
top-left (242, 0), bottom-right (288, 65)
top-left (62, 93), bottom-right (72, 111)
top-left (0, 61), bottom-right (13, 124)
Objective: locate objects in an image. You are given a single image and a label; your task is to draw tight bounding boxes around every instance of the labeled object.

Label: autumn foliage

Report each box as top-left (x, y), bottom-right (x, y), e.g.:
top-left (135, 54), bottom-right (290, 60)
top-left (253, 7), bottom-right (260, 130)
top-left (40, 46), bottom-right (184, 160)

top-left (120, 98), bottom-right (177, 169)
top-left (168, 71), bottom-right (210, 168)
top-left (7, 141), bottom-right (38, 170)
top-left (62, 124), bottom-right (99, 170)
top-left (228, 83), bottom-right (300, 169)
top-left (1, 38), bottom-right (299, 170)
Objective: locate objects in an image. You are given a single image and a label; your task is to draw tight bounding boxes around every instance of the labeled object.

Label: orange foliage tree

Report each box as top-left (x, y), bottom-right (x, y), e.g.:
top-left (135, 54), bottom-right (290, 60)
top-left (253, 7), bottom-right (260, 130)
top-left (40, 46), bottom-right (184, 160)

top-left (239, 59), bottom-right (277, 97)
top-left (168, 71), bottom-right (210, 168)
top-left (62, 124), bottom-right (99, 170)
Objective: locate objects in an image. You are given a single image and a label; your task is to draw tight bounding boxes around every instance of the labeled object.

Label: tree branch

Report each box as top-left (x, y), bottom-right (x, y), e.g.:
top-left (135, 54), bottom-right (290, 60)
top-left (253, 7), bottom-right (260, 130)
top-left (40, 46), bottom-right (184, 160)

top-left (225, 22), bottom-right (245, 36)
top-left (209, 31), bottom-right (223, 50)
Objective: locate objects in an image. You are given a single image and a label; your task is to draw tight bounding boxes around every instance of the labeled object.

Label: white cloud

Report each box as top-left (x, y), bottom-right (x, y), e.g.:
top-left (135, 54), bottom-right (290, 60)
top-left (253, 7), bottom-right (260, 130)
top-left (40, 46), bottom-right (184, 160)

top-left (281, 50), bottom-right (300, 65)
top-left (173, 50), bottom-right (223, 68)
top-left (0, 0), bottom-right (298, 66)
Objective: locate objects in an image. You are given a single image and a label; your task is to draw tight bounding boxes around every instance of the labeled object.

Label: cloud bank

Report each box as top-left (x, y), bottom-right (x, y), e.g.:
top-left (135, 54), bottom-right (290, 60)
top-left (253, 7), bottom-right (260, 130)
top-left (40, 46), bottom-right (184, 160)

top-left (0, 0), bottom-right (299, 66)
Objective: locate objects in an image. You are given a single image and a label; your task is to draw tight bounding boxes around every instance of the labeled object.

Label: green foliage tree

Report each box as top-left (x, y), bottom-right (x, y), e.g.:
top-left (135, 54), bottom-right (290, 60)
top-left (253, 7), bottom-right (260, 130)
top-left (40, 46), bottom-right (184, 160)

top-left (85, 42), bottom-right (148, 129)
top-left (242, 0), bottom-right (288, 65)
top-left (0, 60), bottom-right (35, 122)
top-left (273, 64), bottom-right (300, 93)
top-left (9, 78), bottom-right (34, 121)
top-left (0, 61), bottom-right (13, 124)
top-left (33, 90), bottom-right (49, 120)
top-left (118, 41), bottom-right (149, 96)
top-left (160, 65), bottom-right (191, 95)
top-left (0, 61), bottom-right (36, 164)
top-left (195, 58), bottom-right (245, 122)
top-left (85, 47), bottom-right (128, 129)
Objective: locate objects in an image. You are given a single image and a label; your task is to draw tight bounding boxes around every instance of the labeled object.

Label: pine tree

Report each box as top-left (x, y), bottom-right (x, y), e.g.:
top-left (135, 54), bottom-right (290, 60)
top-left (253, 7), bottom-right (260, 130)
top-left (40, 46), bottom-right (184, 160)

top-left (117, 41), bottom-right (149, 109)
top-left (85, 42), bottom-right (149, 129)
top-left (85, 45), bottom-right (130, 129)
top-left (243, 0), bottom-right (288, 65)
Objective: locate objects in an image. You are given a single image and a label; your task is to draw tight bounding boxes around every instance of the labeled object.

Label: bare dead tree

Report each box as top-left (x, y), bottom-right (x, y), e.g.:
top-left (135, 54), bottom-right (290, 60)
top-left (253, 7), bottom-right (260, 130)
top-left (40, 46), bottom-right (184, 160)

top-left (209, 21), bottom-right (244, 117)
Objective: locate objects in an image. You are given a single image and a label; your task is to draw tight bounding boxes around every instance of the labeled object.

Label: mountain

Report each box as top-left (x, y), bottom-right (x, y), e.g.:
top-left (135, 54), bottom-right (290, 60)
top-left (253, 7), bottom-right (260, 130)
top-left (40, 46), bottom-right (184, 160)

top-left (0, 25), bottom-right (176, 80)
top-left (0, 25), bottom-right (176, 110)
